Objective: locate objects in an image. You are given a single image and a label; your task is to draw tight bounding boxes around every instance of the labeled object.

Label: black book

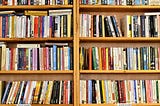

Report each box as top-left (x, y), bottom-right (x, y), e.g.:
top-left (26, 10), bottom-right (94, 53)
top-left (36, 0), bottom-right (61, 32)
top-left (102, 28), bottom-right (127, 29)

top-left (69, 81), bottom-right (73, 104)
top-left (93, 15), bottom-right (97, 37)
top-left (104, 17), bottom-right (112, 37)
top-left (92, 80), bottom-right (96, 103)
top-left (99, 15), bottom-right (103, 37)
top-left (149, 15), bottom-right (155, 37)
top-left (110, 16), bottom-right (120, 37)
top-left (99, 80), bottom-right (104, 103)
top-left (50, 80), bottom-right (57, 104)
top-left (150, 47), bottom-right (155, 70)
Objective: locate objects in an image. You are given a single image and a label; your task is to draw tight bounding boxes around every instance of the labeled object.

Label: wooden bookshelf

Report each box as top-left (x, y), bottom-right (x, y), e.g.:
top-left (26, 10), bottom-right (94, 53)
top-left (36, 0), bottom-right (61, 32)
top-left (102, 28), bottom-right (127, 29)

top-left (77, 0), bottom-right (160, 105)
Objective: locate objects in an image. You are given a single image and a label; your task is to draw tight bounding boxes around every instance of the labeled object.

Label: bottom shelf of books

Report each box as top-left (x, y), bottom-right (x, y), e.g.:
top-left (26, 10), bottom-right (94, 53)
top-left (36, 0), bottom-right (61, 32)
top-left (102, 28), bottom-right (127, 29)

top-left (0, 80), bottom-right (73, 105)
top-left (80, 80), bottom-right (160, 106)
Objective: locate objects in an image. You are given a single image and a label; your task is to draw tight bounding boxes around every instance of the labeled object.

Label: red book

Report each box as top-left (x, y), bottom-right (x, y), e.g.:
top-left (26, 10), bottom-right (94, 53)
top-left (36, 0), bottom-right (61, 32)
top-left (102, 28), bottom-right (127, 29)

top-left (34, 16), bottom-right (38, 38)
top-left (101, 47), bottom-right (106, 70)
top-left (88, 47), bottom-right (92, 70)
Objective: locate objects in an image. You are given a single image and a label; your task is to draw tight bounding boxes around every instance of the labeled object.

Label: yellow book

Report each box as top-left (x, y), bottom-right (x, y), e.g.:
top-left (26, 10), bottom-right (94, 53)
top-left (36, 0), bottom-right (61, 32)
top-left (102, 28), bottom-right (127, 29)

top-left (64, 0), bottom-right (68, 5)
top-left (127, 15), bottom-right (132, 37)
top-left (102, 15), bottom-right (105, 37)
top-left (24, 10), bottom-right (48, 16)
top-left (33, 81), bottom-right (41, 103)
top-left (101, 80), bottom-right (106, 103)
top-left (67, 13), bottom-right (71, 37)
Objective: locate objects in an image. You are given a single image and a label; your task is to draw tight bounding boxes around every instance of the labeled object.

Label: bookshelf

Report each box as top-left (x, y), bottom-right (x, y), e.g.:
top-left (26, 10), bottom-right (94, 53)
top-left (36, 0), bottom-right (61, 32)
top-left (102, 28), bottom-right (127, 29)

top-left (0, 0), bottom-right (77, 105)
top-left (0, 0), bottom-right (160, 106)
top-left (77, 0), bottom-right (160, 105)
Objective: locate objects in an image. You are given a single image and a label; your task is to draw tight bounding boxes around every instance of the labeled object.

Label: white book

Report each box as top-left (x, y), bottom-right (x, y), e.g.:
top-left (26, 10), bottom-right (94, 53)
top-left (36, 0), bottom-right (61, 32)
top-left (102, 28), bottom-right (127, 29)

top-left (16, 44), bottom-right (40, 48)
top-left (28, 81), bottom-right (36, 104)
top-left (96, 15), bottom-right (99, 37)
top-left (67, 80), bottom-right (70, 104)
top-left (9, 82), bottom-right (18, 104)
top-left (5, 48), bottom-right (9, 71)
top-left (27, 17), bottom-right (31, 38)
top-left (23, 81), bottom-right (30, 103)
top-left (1, 44), bottom-right (6, 70)
top-left (80, 80), bottom-right (86, 104)
top-left (59, 80), bottom-right (62, 104)
top-left (144, 12), bottom-right (160, 15)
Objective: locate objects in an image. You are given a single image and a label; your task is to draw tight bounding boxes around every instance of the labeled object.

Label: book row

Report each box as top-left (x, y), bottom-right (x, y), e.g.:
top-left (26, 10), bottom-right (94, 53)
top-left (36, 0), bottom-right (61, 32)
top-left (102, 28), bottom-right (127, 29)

top-left (0, 43), bottom-right (73, 71)
top-left (80, 80), bottom-right (160, 104)
top-left (79, 46), bottom-right (159, 70)
top-left (0, 0), bottom-right (73, 5)
top-left (80, 13), bottom-right (160, 37)
top-left (80, 14), bottom-right (122, 37)
top-left (0, 10), bottom-right (72, 38)
top-left (80, 0), bottom-right (160, 5)
top-left (0, 80), bottom-right (73, 104)
top-left (122, 14), bottom-right (160, 37)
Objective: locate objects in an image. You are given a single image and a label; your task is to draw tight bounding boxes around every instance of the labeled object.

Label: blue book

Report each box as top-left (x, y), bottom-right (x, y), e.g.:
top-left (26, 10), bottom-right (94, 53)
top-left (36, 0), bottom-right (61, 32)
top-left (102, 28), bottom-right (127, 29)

top-left (104, 80), bottom-right (109, 103)
top-left (135, 0), bottom-right (140, 5)
top-left (134, 80), bottom-right (137, 103)
top-left (88, 80), bottom-right (92, 103)
top-left (2, 15), bottom-right (6, 38)
top-left (2, 81), bottom-right (11, 104)
top-left (53, 45), bottom-right (57, 70)
top-left (109, 0), bottom-right (115, 5)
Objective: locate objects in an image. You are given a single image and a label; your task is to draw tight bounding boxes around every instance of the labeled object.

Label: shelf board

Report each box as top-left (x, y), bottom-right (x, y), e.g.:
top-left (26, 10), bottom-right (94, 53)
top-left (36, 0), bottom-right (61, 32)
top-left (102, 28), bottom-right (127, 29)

top-left (0, 104), bottom-right (73, 106)
top-left (80, 70), bottom-right (160, 80)
top-left (0, 38), bottom-right (73, 42)
top-left (80, 70), bottom-right (160, 74)
top-left (0, 71), bottom-right (73, 81)
top-left (79, 37), bottom-right (160, 43)
top-left (79, 5), bottom-right (160, 12)
top-left (80, 104), bottom-right (160, 106)
top-left (0, 5), bottom-right (73, 10)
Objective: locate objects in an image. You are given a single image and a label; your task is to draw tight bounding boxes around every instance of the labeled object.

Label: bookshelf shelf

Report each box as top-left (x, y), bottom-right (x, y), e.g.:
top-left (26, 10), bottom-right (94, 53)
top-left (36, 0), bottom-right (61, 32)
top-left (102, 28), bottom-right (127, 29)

top-left (0, 38), bottom-right (74, 43)
top-left (79, 5), bottom-right (160, 12)
top-left (80, 70), bottom-right (160, 74)
top-left (0, 5), bottom-right (73, 10)
top-left (0, 71), bottom-right (73, 81)
top-left (79, 37), bottom-right (160, 43)
top-left (80, 104), bottom-right (160, 106)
